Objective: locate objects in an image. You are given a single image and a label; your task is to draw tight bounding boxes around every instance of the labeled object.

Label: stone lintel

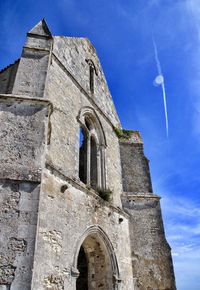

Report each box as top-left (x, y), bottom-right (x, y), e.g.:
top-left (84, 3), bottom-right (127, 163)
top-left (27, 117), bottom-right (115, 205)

top-left (0, 94), bottom-right (53, 111)
top-left (121, 192), bottom-right (161, 211)
top-left (23, 45), bottom-right (51, 52)
top-left (122, 192), bottom-right (161, 200)
top-left (27, 33), bottom-right (52, 40)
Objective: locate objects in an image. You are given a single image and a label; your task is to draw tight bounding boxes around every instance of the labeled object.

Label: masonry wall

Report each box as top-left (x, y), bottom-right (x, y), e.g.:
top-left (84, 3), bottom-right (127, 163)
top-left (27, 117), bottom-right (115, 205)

top-left (52, 37), bottom-right (120, 127)
top-left (122, 195), bottom-right (176, 290)
top-left (0, 61), bottom-right (19, 94)
top-left (119, 138), bottom-right (152, 194)
top-left (12, 35), bottom-right (51, 98)
top-left (44, 38), bottom-right (123, 206)
top-left (0, 95), bottom-right (49, 289)
top-left (120, 135), bottom-right (176, 290)
top-left (0, 96), bottom-right (49, 181)
top-left (31, 169), bottom-right (134, 290)
top-left (0, 180), bottom-right (40, 290)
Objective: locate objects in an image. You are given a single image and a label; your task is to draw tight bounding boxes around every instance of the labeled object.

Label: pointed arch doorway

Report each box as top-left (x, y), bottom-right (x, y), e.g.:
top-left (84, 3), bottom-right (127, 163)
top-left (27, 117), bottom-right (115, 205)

top-left (74, 227), bottom-right (120, 290)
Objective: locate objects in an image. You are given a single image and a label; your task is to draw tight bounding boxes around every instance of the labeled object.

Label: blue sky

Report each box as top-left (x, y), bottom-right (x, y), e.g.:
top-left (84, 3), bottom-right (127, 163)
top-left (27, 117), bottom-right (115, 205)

top-left (0, 0), bottom-right (200, 289)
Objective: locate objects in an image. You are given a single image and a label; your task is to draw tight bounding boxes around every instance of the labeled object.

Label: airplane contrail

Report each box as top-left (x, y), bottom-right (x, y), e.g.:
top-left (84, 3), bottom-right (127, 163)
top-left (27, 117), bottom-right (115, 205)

top-left (152, 37), bottom-right (169, 138)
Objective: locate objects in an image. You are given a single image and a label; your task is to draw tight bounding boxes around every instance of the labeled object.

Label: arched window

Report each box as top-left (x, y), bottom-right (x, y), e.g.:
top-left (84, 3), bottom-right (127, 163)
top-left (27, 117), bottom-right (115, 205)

top-left (78, 107), bottom-right (106, 190)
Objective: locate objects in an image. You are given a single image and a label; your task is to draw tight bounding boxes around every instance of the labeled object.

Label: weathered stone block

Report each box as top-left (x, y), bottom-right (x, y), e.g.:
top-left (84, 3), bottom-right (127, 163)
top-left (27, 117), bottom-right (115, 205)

top-left (0, 98), bottom-right (48, 181)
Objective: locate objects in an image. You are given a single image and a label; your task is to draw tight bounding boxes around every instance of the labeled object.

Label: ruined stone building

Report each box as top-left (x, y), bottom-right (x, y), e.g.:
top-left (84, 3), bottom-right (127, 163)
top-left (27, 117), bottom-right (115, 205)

top-left (0, 20), bottom-right (176, 290)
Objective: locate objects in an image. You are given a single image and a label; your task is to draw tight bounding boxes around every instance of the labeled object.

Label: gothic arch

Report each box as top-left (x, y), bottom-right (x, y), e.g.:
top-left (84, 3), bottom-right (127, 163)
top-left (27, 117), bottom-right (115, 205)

top-left (85, 59), bottom-right (98, 76)
top-left (72, 226), bottom-right (121, 290)
top-left (77, 106), bottom-right (106, 147)
top-left (78, 107), bottom-right (107, 189)
top-left (85, 59), bottom-right (98, 93)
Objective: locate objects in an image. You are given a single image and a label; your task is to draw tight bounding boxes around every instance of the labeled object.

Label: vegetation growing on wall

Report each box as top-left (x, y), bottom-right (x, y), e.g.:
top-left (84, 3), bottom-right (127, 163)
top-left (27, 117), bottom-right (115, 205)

top-left (114, 127), bottom-right (134, 139)
top-left (97, 188), bottom-right (112, 202)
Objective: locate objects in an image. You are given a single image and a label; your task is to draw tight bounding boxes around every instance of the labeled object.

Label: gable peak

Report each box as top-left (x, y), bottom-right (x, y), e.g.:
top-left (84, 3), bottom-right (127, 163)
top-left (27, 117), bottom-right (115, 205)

top-left (28, 19), bottom-right (52, 37)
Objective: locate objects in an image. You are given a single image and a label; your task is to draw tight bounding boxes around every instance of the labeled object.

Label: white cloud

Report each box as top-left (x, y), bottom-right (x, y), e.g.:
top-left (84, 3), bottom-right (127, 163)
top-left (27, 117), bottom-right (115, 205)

top-left (162, 196), bottom-right (200, 217)
top-left (160, 194), bottom-right (200, 289)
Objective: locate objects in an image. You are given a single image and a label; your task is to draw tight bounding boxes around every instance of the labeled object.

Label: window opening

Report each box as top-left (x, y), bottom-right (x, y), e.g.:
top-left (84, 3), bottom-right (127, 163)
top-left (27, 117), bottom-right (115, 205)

top-left (86, 59), bottom-right (97, 94)
top-left (79, 128), bottom-right (87, 184)
top-left (78, 108), bottom-right (106, 190)
top-left (89, 65), bottom-right (94, 94)
top-left (85, 118), bottom-right (91, 130)
top-left (90, 136), bottom-right (98, 190)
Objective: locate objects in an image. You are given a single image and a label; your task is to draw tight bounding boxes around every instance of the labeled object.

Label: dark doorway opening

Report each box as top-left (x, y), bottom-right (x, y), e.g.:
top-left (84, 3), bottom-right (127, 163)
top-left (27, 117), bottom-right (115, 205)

top-left (76, 246), bottom-right (88, 290)
top-left (76, 233), bottom-right (113, 290)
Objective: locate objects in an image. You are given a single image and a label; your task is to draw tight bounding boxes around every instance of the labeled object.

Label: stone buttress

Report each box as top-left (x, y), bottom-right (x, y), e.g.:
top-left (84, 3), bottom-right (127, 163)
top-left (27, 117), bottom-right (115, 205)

top-left (120, 131), bottom-right (176, 289)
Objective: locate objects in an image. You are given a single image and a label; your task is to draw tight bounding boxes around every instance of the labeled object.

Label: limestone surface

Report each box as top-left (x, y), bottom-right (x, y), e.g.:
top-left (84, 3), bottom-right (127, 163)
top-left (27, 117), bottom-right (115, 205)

top-left (0, 19), bottom-right (176, 290)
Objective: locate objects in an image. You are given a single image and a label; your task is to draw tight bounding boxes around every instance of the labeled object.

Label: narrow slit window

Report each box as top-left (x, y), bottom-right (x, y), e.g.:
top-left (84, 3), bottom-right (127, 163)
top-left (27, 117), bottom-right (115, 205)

top-left (89, 65), bottom-right (94, 94)
top-left (86, 59), bottom-right (97, 94)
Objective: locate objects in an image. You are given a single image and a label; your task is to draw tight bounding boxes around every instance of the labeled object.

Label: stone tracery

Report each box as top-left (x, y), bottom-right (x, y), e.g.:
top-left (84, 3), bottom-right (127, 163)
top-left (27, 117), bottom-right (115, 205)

top-left (78, 107), bottom-right (106, 190)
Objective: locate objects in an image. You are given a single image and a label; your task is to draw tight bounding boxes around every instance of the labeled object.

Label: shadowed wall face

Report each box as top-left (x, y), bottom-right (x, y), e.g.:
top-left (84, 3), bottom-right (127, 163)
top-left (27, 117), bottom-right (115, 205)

top-left (0, 97), bottom-right (48, 289)
top-left (0, 61), bottom-right (19, 94)
top-left (0, 180), bottom-right (40, 289)
top-left (120, 142), bottom-right (152, 194)
top-left (0, 100), bottom-right (48, 181)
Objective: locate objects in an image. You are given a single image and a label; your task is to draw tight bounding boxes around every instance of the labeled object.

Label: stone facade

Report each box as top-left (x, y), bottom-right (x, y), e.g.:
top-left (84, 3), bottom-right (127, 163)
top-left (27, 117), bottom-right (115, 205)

top-left (0, 19), bottom-right (176, 290)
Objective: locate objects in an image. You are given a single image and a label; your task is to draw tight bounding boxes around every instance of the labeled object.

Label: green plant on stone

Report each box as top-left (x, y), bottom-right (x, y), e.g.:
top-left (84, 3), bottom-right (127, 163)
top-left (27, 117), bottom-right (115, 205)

top-left (114, 127), bottom-right (124, 138)
top-left (114, 127), bottom-right (134, 139)
top-left (97, 188), bottom-right (112, 202)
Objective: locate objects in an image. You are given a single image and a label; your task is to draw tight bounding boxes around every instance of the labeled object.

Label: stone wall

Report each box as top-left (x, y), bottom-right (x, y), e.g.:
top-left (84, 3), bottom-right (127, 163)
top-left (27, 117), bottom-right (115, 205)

top-left (119, 132), bottom-right (153, 194)
top-left (120, 132), bottom-right (176, 290)
top-left (0, 94), bottom-right (49, 289)
top-left (31, 169), bottom-right (134, 290)
top-left (122, 194), bottom-right (176, 290)
top-left (0, 95), bottom-right (49, 181)
top-left (12, 28), bottom-right (52, 98)
top-left (52, 37), bottom-right (120, 127)
top-left (0, 61), bottom-right (19, 94)
top-left (45, 48), bottom-right (123, 206)
top-left (0, 180), bottom-right (40, 290)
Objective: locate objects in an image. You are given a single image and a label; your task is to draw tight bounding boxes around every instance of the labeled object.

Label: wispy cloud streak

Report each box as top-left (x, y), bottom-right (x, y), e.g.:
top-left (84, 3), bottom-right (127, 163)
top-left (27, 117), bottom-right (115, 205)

top-left (152, 36), bottom-right (169, 137)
